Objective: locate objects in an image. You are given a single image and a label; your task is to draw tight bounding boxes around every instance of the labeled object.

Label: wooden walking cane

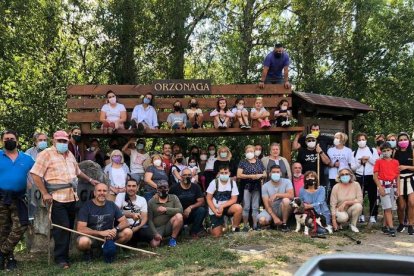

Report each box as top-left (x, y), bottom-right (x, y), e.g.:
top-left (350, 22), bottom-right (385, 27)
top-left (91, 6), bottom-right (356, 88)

top-left (51, 223), bottom-right (158, 256)
top-left (317, 148), bottom-right (320, 183)
top-left (47, 203), bottom-right (52, 265)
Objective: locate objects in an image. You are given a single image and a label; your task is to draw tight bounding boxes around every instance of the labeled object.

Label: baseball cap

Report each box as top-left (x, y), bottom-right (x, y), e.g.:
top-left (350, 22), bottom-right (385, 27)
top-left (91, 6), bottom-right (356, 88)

top-left (306, 133), bottom-right (316, 140)
top-left (157, 180), bottom-right (169, 188)
top-left (53, 130), bottom-right (69, 141)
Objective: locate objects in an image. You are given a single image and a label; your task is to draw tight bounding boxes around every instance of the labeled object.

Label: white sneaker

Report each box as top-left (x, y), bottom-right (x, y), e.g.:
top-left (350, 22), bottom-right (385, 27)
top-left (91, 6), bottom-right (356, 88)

top-left (350, 225), bottom-right (360, 233)
top-left (369, 216), bottom-right (376, 223)
top-left (359, 215), bottom-right (365, 223)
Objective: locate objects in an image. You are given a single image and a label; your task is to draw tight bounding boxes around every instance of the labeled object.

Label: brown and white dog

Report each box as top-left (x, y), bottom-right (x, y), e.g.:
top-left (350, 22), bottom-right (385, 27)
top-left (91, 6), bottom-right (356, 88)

top-left (290, 197), bottom-right (332, 235)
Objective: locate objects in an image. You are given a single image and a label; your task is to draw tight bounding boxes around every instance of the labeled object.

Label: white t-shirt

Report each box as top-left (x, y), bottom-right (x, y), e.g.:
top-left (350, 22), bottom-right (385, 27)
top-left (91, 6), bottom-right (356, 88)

top-left (351, 147), bottom-right (379, 176)
top-left (327, 146), bottom-right (354, 179)
top-left (130, 150), bottom-right (150, 174)
top-left (206, 179), bottom-right (239, 215)
top-left (111, 167), bottom-right (127, 187)
top-left (205, 156), bottom-right (217, 171)
top-left (101, 103), bottom-right (126, 122)
top-left (115, 193), bottom-right (148, 226)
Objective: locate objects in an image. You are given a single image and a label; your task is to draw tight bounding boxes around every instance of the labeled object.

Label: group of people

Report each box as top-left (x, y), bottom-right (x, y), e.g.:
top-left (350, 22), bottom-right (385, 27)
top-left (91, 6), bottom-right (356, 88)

top-left (1, 122), bottom-right (414, 270)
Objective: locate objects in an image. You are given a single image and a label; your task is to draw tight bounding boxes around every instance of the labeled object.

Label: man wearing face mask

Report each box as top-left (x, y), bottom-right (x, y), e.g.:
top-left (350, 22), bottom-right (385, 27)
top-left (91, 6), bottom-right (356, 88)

top-left (293, 123), bottom-right (333, 153)
top-left (131, 93), bottom-right (158, 134)
top-left (30, 130), bottom-right (100, 269)
top-left (257, 165), bottom-right (294, 232)
top-left (0, 130), bottom-right (35, 271)
top-left (147, 181), bottom-right (183, 247)
top-left (68, 127), bottom-right (82, 163)
top-left (123, 138), bottom-right (149, 184)
top-left (170, 168), bottom-right (206, 239)
top-left (259, 43), bottom-right (291, 89)
top-left (297, 133), bottom-right (331, 188)
top-left (351, 133), bottom-right (379, 223)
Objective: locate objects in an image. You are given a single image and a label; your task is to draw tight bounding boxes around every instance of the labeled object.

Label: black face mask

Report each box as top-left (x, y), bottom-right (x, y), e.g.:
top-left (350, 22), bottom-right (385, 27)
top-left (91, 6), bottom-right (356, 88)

top-left (174, 106), bottom-right (181, 112)
top-left (176, 157), bottom-right (183, 163)
top-left (190, 103), bottom-right (197, 108)
top-left (185, 177), bottom-right (192, 184)
top-left (4, 140), bottom-right (17, 151)
top-left (274, 52), bottom-right (282, 58)
top-left (73, 135), bottom-right (81, 143)
top-left (305, 179), bottom-right (317, 186)
top-left (376, 140), bottom-right (384, 147)
top-left (158, 190), bottom-right (168, 199)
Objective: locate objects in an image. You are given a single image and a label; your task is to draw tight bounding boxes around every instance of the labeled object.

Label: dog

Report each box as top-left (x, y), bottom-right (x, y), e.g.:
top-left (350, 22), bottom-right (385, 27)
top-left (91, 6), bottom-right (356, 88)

top-left (290, 198), bottom-right (333, 235)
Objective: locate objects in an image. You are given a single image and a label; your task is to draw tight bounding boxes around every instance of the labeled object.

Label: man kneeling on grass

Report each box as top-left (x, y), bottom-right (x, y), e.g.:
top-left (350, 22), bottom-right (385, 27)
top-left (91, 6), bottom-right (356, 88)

top-left (77, 183), bottom-right (133, 263)
top-left (148, 180), bottom-right (183, 247)
top-left (206, 164), bottom-right (242, 237)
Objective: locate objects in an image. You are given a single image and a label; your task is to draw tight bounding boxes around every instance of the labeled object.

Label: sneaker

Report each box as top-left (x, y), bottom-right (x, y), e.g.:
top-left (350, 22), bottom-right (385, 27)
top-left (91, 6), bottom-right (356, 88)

top-left (240, 124), bottom-right (246, 129)
top-left (281, 223), bottom-right (290, 232)
top-left (83, 250), bottom-right (92, 262)
top-left (233, 227), bottom-right (240, 233)
top-left (397, 224), bottom-right (405, 233)
top-left (350, 225), bottom-right (359, 233)
top-left (0, 252), bottom-right (4, 270)
top-left (245, 124), bottom-right (251, 129)
top-left (359, 215), bottom-right (365, 223)
top-left (5, 256), bottom-right (17, 271)
top-left (168, 237), bottom-right (177, 247)
top-left (389, 228), bottom-right (396, 237)
top-left (408, 225), bottom-right (414, 235)
top-left (369, 216), bottom-right (377, 223)
top-left (242, 226), bottom-right (249, 232)
top-left (218, 122), bottom-right (226, 129)
top-left (381, 226), bottom-right (390, 234)
top-left (260, 120), bottom-right (267, 128)
top-left (137, 122), bottom-right (145, 134)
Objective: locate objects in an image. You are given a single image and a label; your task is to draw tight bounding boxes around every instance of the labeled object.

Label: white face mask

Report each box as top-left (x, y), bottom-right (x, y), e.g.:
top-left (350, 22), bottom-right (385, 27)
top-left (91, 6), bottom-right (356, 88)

top-left (200, 154), bottom-right (207, 161)
top-left (334, 138), bottom-right (341, 146)
top-left (153, 159), bottom-right (162, 167)
top-left (254, 150), bottom-right (261, 157)
top-left (245, 152), bottom-right (255, 160)
top-left (90, 147), bottom-right (96, 151)
top-left (209, 150), bottom-right (215, 156)
top-left (237, 104), bottom-right (244, 110)
top-left (281, 105), bottom-right (288, 111)
top-left (108, 97), bottom-right (116, 104)
top-left (293, 173), bottom-right (302, 178)
top-left (357, 140), bottom-right (367, 148)
top-left (306, 141), bottom-right (316, 148)
top-left (189, 162), bottom-right (196, 167)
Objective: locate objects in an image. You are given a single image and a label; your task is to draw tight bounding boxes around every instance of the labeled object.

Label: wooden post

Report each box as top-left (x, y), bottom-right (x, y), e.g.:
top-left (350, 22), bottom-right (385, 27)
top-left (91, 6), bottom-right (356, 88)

top-left (281, 132), bottom-right (292, 163)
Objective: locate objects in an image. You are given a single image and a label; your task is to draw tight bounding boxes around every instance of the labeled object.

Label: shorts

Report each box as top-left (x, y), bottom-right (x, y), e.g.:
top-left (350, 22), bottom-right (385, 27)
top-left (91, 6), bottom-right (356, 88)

top-left (77, 235), bottom-right (104, 249)
top-left (210, 207), bottom-right (232, 228)
top-left (399, 174), bottom-right (414, 196)
top-left (257, 199), bottom-right (283, 222)
top-left (155, 221), bottom-right (173, 237)
top-left (380, 188), bottom-right (395, 210)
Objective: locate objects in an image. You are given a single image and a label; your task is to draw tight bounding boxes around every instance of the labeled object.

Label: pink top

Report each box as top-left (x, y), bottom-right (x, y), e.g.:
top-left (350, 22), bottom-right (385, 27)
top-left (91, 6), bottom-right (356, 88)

top-left (293, 175), bottom-right (305, 197)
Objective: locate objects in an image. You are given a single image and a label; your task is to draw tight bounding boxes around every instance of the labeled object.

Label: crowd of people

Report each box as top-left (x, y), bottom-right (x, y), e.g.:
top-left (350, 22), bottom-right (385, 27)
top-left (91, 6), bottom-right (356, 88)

top-left (1, 123), bottom-right (414, 270)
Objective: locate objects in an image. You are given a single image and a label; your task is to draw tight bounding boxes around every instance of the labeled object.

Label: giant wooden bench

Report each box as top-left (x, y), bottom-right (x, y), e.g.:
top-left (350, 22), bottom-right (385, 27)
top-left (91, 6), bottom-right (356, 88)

top-left (67, 83), bottom-right (304, 160)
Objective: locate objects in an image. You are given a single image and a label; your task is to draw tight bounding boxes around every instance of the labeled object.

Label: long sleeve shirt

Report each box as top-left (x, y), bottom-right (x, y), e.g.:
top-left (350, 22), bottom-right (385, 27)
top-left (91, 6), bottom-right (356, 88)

top-left (131, 104), bottom-right (159, 129)
top-left (351, 146), bottom-right (379, 176)
top-left (330, 182), bottom-right (363, 215)
top-left (147, 194), bottom-right (183, 235)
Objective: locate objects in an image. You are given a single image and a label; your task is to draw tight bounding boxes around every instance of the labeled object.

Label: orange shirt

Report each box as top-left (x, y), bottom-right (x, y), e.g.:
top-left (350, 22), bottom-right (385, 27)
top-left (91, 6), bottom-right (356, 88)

top-left (30, 146), bottom-right (80, 203)
top-left (373, 158), bottom-right (400, 181)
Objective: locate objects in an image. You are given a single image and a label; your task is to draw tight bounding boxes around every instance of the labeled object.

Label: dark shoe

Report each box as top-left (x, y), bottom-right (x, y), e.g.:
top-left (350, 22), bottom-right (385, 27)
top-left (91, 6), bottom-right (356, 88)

top-left (408, 225), bottom-right (414, 235)
top-left (253, 226), bottom-right (261, 231)
top-left (397, 224), bottom-right (405, 233)
top-left (233, 227), bottom-right (240, 233)
top-left (5, 256), bottom-right (17, 271)
top-left (381, 226), bottom-right (390, 234)
top-left (389, 228), bottom-right (396, 237)
top-left (193, 123), bottom-right (199, 129)
top-left (242, 226), bottom-right (249, 232)
top-left (137, 122), bottom-right (145, 134)
top-left (0, 252), bottom-right (5, 270)
top-left (281, 223), bottom-right (290, 232)
top-left (83, 250), bottom-right (93, 262)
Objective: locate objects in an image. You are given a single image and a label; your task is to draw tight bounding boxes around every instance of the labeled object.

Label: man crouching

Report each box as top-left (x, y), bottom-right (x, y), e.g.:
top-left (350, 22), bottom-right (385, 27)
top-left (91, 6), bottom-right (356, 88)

top-left (77, 183), bottom-right (133, 263)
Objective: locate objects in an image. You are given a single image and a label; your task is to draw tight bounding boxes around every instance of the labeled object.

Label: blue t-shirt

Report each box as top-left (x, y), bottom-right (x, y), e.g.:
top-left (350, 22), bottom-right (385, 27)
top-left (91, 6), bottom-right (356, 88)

top-left (78, 200), bottom-right (123, 231)
top-left (0, 150), bottom-right (34, 192)
top-left (263, 51), bottom-right (290, 78)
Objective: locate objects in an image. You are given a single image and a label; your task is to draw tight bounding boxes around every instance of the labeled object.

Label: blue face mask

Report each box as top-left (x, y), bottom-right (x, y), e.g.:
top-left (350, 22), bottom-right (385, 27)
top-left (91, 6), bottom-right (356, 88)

top-left (38, 141), bottom-right (48, 150)
top-left (340, 175), bottom-right (351, 183)
top-left (220, 152), bottom-right (227, 158)
top-left (387, 140), bottom-right (396, 148)
top-left (271, 173), bottom-right (281, 182)
top-left (143, 97), bottom-right (151, 104)
top-left (56, 143), bottom-right (68, 154)
top-left (219, 174), bottom-right (229, 182)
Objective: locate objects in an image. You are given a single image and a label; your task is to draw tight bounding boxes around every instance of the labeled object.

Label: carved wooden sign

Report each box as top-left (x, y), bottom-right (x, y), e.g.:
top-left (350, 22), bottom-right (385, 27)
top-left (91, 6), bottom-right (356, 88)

top-left (152, 79), bottom-right (211, 95)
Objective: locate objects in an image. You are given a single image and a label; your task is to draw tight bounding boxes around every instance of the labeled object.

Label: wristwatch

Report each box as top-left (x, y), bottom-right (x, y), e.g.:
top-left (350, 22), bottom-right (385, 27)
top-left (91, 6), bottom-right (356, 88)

top-left (115, 226), bottom-right (121, 233)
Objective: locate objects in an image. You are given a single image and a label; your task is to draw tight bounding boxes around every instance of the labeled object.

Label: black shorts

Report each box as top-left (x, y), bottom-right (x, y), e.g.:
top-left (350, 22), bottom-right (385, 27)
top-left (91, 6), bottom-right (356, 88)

top-left (210, 206), bottom-right (233, 228)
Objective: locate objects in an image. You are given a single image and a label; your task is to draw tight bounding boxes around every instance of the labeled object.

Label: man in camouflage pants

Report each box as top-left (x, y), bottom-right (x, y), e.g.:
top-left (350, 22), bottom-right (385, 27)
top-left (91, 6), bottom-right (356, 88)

top-left (0, 130), bottom-right (34, 270)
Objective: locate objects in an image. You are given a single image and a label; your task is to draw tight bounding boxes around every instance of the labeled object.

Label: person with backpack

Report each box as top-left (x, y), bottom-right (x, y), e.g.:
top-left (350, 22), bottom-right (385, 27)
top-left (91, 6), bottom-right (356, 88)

top-left (170, 151), bottom-right (187, 186)
top-left (351, 133), bottom-right (380, 223)
top-left (206, 164), bottom-right (242, 237)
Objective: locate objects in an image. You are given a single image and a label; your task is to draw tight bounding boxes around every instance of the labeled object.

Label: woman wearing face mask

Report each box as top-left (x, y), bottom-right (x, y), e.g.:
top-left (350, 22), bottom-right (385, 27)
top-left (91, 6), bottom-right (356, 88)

top-left (261, 143), bottom-right (292, 181)
top-left (327, 132), bottom-right (354, 200)
top-left (213, 146), bottom-right (237, 179)
top-left (203, 144), bottom-right (217, 189)
top-left (198, 149), bottom-right (208, 191)
top-left (104, 150), bottom-right (130, 201)
top-left (131, 92), bottom-right (158, 133)
top-left (186, 98), bottom-right (204, 129)
top-left (330, 167), bottom-right (363, 232)
top-left (394, 132), bottom-right (414, 234)
top-left (299, 171), bottom-right (332, 232)
top-left (254, 144), bottom-right (264, 159)
top-left (237, 145), bottom-right (266, 231)
top-left (375, 134), bottom-right (385, 156)
top-left (144, 154), bottom-right (169, 202)
top-left (122, 138), bottom-right (150, 184)
top-left (167, 100), bottom-right (189, 130)
top-left (231, 98), bottom-right (250, 129)
top-left (100, 90), bottom-right (127, 134)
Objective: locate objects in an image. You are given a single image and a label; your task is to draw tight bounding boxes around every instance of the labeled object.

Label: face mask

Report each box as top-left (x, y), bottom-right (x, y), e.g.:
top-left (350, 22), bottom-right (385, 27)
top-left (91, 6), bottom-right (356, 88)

top-left (38, 141), bottom-right (48, 150)
top-left (254, 150), bottom-right (261, 157)
top-left (209, 150), bottom-right (215, 156)
top-left (190, 103), bottom-right (197, 108)
top-left (219, 174), bottom-right (229, 182)
top-left (90, 146), bottom-right (96, 151)
top-left (376, 140), bottom-right (384, 147)
top-left (398, 140), bottom-right (410, 149)
top-left (333, 138), bottom-right (341, 146)
top-left (382, 151), bottom-right (392, 158)
top-left (387, 140), bottom-right (397, 148)
top-left (176, 157), bottom-right (183, 163)
top-left (136, 143), bottom-right (144, 150)
top-left (357, 140), bottom-right (367, 148)
top-left (271, 173), bottom-right (281, 182)
top-left (237, 104), bottom-right (244, 110)
top-left (281, 105), bottom-right (288, 111)
top-left (4, 140), bottom-right (17, 151)
top-left (189, 162), bottom-right (196, 167)
top-left (108, 97), bottom-right (116, 104)
top-left (274, 52), bottom-right (282, 58)
top-left (56, 143), bottom-right (68, 153)
top-left (306, 141), bottom-right (316, 148)
top-left (143, 97), bottom-right (151, 104)
top-left (72, 135), bottom-right (81, 143)
top-left (185, 177), bottom-right (192, 184)
top-left (200, 154), bottom-right (207, 161)
top-left (245, 152), bottom-right (255, 160)
top-left (174, 106), bottom-right (181, 112)
top-left (158, 190), bottom-right (168, 199)
top-left (219, 152), bottom-right (227, 158)
top-left (340, 175), bottom-right (351, 183)
top-left (153, 159), bottom-right (162, 167)
top-left (305, 179), bottom-right (316, 186)
top-left (311, 130), bottom-right (320, 138)
top-left (111, 156), bottom-right (122, 164)
top-left (293, 173), bottom-right (302, 178)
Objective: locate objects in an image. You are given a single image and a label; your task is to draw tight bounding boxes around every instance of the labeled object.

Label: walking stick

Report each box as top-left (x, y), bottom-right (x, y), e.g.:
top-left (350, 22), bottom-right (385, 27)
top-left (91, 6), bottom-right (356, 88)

top-left (47, 203), bottom-right (52, 265)
top-left (317, 148), bottom-right (320, 183)
top-left (51, 223), bottom-right (158, 256)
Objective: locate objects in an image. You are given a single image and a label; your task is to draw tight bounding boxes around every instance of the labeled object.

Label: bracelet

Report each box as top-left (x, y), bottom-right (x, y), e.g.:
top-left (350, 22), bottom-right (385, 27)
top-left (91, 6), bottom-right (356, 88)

top-left (88, 178), bottom-right (93, 183)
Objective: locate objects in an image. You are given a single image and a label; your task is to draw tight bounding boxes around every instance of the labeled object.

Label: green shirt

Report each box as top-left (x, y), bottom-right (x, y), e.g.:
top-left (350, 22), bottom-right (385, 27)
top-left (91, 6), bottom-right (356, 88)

top-left (148, 194), bottom-right (183, 235)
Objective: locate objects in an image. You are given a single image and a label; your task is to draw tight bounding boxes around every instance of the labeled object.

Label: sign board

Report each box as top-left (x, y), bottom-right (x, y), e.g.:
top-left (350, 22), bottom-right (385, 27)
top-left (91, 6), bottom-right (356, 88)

top-left (152, 79), bottom-right (211, 95)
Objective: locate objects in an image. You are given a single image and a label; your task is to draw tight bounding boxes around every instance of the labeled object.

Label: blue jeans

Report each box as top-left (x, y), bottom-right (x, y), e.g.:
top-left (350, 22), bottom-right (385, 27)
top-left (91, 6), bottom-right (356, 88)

top-left (185, 206), bottom-right (207, 235)
top-left (265, 76), bottom-right (284, 84)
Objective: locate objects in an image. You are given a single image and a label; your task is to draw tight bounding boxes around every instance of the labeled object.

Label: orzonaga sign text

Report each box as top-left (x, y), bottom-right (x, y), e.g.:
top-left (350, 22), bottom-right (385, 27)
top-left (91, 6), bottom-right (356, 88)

top-left (152, 79), bottom-right (211, 94)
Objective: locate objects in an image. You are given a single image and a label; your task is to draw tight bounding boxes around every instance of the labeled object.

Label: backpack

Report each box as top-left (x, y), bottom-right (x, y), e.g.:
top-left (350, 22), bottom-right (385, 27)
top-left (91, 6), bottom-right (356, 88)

top-left (168, 165), bottom-right (181, 186)
top-left (353, 147), bottom-right (374, 158)
top-left (212, 178), bottom-right (235, 202)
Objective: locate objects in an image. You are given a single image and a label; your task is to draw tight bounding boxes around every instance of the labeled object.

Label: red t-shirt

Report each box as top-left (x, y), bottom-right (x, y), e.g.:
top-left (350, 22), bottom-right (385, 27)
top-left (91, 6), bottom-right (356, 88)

top-left (162, 156), bottom-right (172, 174)
top-left (373, 158), bottom-right (400, 181)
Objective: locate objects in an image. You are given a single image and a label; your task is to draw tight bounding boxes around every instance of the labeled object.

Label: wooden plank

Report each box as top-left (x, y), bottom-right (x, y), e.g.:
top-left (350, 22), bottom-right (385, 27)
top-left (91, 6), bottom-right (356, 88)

top-left (67, 96), bottom-right (292, 110)
top-left (281, 132), bottom-right (292, 163)
top-left (67, 84), bottom-right (291, 96)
